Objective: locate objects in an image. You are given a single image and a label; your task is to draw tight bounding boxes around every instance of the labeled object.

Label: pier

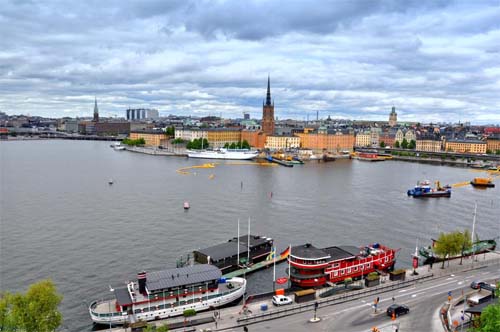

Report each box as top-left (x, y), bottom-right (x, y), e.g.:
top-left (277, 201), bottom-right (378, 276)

top-left (222, 254), bottom-right (288, 279)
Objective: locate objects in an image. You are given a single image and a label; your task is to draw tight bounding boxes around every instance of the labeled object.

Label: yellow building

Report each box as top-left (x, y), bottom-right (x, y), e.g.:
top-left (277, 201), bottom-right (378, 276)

top-left (416, 139), bottom-right (442, 152)
top-left (355, 133), bottom-right (371, 147)
top-left (207, 128), bottom-right (242, 148)
top-left (130, 130), bottom-right (167, 147)
top-left (445, 140), bottom-right (487, 154)
top-left (487, 137), bottom-right (500, 153)
top-left (296, 132), bottom-right (355, 153)
top-left (265, 135), bottom-right (300, 150)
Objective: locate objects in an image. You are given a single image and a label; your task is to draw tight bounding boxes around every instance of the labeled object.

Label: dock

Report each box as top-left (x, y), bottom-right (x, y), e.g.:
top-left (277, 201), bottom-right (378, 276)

top-left (269, 157), bottom-right (294, 167)
top-left (223, 254), bottom-right (288, 278)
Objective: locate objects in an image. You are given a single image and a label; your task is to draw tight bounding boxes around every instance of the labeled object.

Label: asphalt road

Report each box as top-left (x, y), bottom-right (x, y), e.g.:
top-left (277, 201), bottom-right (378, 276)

top-left (221, 264), bottom-right (500, 332)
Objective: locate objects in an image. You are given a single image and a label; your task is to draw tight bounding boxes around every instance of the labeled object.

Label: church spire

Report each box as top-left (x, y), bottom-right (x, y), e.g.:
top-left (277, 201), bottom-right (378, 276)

top-left (265, 75), bottom-right (272, 106)
top-left (93, 97), bottom-right (99, 122)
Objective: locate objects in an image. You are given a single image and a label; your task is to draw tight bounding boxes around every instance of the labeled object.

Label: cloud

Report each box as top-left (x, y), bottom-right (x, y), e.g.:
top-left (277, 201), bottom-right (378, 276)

top-left (0, 0), bottom-right (499, 123)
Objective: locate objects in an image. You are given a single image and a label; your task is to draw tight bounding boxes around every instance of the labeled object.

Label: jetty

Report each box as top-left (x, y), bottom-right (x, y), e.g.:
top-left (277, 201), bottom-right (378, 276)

top-left (223, 254), bottom-right (288, 279)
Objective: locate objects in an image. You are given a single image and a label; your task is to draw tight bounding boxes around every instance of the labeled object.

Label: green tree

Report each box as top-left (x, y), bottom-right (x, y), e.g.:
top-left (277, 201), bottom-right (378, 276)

top-left (165, 126), bottom-right (175, 136)
top-left (434, 231), bottom-right (469, 268)
top-left (496, 150), bottom-right (500, 155)
top-left (229, 142), bottom-right (237, 149)
top-left (379, 141), bottom-right (386, 148)
top-left (408, 140), bottom-right (416, 150)
top-left (394, 141), bottom-right (400, 148)
top-left (3, 279), bottom-right (62, 332)
top-left (401, 138), bottom-right (409, 149)
top-left (241, 140), bottom-right (251, 149)
top-left (486, 149), bottom-right (492, 155)
top-left (144, 323), bottom-right (169, 332)
top-left (224, 143), bottom-right (230, 148)
top-left (186, 138), bottom-right (209, 150)
top-left (172, 138), bottom-right (185, 144)
top-left (474, 297), bottom-right (500, 332)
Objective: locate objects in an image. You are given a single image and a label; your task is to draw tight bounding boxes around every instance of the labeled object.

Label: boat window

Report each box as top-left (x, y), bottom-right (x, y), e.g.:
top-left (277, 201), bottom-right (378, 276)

top-left (333, 263), bottom-right (340, 268)
top-left (353, 266), bottom-right (358, 271)
top-left (347, 268), bottom-right (351, 273)
top-left (341, 270), bottom-right (345, 275)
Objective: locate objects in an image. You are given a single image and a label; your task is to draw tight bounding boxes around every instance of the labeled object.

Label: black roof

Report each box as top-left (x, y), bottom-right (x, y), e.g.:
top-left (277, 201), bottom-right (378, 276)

top-left (194, 235), bottom-right (272, 261)
top-left (323, 246), bottom-right (360, 261)
top-left (465, 298), bottom-right (495, 314)
top-left (146, 264), bottom-right (221, 292)
top-left (291, 244), bottom-right (330, 260)
top-left (115, 287), bottom-right (132, 306)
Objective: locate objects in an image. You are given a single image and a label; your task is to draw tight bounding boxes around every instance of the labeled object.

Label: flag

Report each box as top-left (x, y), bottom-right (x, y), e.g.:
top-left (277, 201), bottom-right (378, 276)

top-left (266, 246), bottom-right (276, 261)
top-left (280, 246), bottom-right (291, 258)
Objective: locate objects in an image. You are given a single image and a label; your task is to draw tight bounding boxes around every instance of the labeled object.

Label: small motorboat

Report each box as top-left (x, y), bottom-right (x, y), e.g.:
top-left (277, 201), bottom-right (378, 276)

top-left (183, 201), bottom-right (190, 210)
top-left (470, 178), bottom-right (495, 188)
top-left (108, 179), bottom-right (114, 185)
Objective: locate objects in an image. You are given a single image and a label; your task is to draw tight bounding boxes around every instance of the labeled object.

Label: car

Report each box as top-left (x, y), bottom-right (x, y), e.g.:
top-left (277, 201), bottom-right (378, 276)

top-left (272, 295), bottom-right (292, 306)
top-left (471, 280), bottom-right (497, 291)
top-left (386, 304), bottom-right (409, 317)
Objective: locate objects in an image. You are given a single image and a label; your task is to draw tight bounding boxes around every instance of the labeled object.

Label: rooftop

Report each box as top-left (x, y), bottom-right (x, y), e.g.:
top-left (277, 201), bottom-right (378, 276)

top-left (146, 264), bottom-right (222, 292)
top-left (291, 243), bottom-right (330, 260)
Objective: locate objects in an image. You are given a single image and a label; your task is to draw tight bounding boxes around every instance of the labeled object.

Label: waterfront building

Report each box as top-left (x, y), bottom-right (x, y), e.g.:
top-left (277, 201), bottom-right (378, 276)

top-left (78, 121), bottom-right (95, 134)
top-left (370, 130), bottom-right (380, 148)
top-left (261, 76), bottom-right (275, 135)
top-left (379, 133), bottom-right (395, 148)
top-left (241, 130), bottom-right (266, 149)
top-left (486, 135), bottom-right (500, 152)
top-left (355, 132), bottom-right (371, 147)
top-left (207, 128), bottom-right (241, 148)
top-left (130, 130), bottom-right (167, 147)
top-left (0, 127), bottom-right (8, 139)
top-left (404, 129), bottom-right (416, 142)
top-left (445, 139), bottom-right (487, 154)
top-left (416, 138), bottom-right (443, 152)
top-left (126, 108), bottom-right (159, 121)
top-left (95, 121), bottom-right (130, 135)
top-left (265, 135), bottom-right (300, 150)
top-left (395, 129), bottom-right (404, 143)
top-left (174, 128), bottom-right (208, 142)
top-left (64, 119), bottom-right (79, 133)
top-left (296, 131), bottom-right (355, 153)
top-left (388, 106), bottom-right (397, 127)
top-left (93, 97), bottom-right (99, 123)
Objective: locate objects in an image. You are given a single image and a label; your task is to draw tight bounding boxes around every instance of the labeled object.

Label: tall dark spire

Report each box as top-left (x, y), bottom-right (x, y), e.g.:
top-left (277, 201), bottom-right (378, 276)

top-left (265, 75), bottom-right (272, 106)
top-left (93, 97), bottom-right (99, 122)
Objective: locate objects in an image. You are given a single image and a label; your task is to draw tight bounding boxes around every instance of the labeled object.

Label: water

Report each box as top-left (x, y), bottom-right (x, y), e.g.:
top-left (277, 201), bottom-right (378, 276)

top-left (1, 140), bottom-right (499, 331)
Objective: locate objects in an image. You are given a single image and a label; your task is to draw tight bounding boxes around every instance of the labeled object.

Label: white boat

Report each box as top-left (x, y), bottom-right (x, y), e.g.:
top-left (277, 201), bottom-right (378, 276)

top-left (112, 143), bottom-right (125, 151)
top-left (187, 148), bottom-right (258, 160)
top-left (89, 265), bottom-right (246, 326)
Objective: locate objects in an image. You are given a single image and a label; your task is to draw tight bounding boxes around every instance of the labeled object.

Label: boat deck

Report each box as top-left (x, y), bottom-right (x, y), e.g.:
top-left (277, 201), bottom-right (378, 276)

top-left (222, 255), bottom-right (287, 278)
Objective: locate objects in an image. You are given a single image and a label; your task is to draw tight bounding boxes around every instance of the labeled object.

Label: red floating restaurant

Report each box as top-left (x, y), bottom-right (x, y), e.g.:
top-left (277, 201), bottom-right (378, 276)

top-left (288, 243), bottom-right (397, 288)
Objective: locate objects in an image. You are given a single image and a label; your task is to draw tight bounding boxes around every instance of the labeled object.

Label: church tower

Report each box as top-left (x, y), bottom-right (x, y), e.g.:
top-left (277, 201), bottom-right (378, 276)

top-left (261, 76), bottom-right (275, 135)
top-left (93, 97), bottom-right (99, 122)
top-left (388, 106), bottom-right (397, 127)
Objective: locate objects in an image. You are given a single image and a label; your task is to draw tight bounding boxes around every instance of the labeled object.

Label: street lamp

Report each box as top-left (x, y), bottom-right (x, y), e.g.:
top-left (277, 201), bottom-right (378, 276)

top-left (108, 286), bottom-right (114, 332)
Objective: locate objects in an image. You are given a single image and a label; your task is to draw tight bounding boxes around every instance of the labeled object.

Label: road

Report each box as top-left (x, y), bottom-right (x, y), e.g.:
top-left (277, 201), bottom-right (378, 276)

top-left (213, 264), bottom-right (499, 332)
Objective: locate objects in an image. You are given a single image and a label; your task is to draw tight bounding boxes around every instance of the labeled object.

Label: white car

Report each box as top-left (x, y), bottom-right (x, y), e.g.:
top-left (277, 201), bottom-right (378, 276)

top-left (272, 295), bottom-right (292, 306)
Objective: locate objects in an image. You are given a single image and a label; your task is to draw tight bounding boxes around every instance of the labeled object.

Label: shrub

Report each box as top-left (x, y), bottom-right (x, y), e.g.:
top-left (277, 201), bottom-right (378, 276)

top-left (366, 272), bottom-right (380, 281)
top-left (183, 309), bottom-right (196, 317)
top-left (391, 269), bottom-right (406, 275)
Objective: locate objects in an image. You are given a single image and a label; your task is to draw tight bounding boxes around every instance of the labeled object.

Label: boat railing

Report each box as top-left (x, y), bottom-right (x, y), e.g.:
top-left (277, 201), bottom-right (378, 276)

top-left (89, 300), bottom-right (124, 318)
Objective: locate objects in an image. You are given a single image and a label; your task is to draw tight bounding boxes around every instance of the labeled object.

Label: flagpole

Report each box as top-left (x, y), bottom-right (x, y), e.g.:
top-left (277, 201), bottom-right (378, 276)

top-left (288, 244), bottom-right (291, 289)
top-left (237, 219), bottom-right (240, 268)
top-left (273, 246), bottom-right (276, 292)
top-left (247, 218), bottom-right (251, 266)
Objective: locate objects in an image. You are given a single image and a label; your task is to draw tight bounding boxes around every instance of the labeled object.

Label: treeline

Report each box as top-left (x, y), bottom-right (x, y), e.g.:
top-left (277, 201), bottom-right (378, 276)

top-left (186, 138), bottom-right (209, 150)
top-left (223, 140), bottom-right (251, 149)
top-left (122, 138), bottom-right (146, 146)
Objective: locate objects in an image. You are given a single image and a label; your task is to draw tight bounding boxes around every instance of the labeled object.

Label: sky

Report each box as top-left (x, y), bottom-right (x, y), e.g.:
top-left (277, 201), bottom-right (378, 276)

top-left (1, 0), bottom-right (500, 124)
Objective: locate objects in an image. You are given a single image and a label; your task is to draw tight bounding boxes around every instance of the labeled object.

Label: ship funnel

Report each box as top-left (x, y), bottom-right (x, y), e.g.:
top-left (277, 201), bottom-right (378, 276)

top-left (137, 271), bottom-right (147, 294)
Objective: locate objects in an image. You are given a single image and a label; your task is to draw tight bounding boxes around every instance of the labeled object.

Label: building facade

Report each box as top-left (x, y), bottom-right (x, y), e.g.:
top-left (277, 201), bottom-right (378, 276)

top-left (297, 132), bottom-right (355, 152)
top-left (126, 109), bottom-right (159, 121)
top-left (174, 128), bottom-right (208, 141)
top-left (445, 140), bottom-right (487, 154)
top-left (261, 76), bottom-right (275, 135)
top-left (95, 121), bottom-right (130, 135)
top-left (379, 134), bottom-right (395, 148)
top-left (241, 130), bottom-right (267, 149)
top-left (265, 135), bottom-right (300, 150)
top-left (416, 139), bottom-right (442, 152)
top-left (130, 130), bottom-right (167, 147)
top-left (486, 136), bottom-right (500, 152)
top-left (207, 128), bottom-right (241, 148)
top-left (355, 132), bottom-right (371, 147)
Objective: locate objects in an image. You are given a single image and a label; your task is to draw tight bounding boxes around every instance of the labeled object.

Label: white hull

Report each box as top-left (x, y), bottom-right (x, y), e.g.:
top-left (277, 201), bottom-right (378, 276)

top-left (89, 277), bottom-right (246, 325)
top-left (187, 149), bottom-right (258, 160)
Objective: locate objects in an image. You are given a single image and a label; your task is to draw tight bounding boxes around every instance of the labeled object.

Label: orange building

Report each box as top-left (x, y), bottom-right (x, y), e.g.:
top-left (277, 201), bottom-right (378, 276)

top-left (207, 128), bottom-right (241, 148)
top-left (445, 140), bottom-right (487, 154)
top-left (130, 130), bottom-right (167, 147)
top-left (487, 137), bottom-right (500, 153)
top-left (241, 130), bottom-right (267, 149)
top-left (296, 132), bottom-right (355, 153)
top-left (379, 134), bottom-right (395, 148)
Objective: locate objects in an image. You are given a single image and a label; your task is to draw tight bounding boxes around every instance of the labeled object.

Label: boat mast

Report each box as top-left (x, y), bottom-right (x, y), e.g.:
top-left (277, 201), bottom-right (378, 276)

top-left (471, 202), bottom-right (477, 265)
top-left (247, 218), bottom-right (251, 265)
top-left (237, 219), bottom-right (240, 267)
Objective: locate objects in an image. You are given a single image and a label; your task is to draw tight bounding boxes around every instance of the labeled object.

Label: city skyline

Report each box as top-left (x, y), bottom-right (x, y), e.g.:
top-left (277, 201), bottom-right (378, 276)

top-left (1, 1), bottom-right (500, 124)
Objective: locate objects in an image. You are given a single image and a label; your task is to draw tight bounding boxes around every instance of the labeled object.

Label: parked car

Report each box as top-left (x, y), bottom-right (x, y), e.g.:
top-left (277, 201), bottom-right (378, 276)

top-left (272, 295), bottom-right (292, 306)
top-left (386, 304), bottom-right (410, 317)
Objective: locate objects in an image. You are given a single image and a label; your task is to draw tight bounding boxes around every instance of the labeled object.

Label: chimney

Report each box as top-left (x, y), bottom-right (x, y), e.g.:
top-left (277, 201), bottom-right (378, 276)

top-left (137, 271), bottom-right (147, 294)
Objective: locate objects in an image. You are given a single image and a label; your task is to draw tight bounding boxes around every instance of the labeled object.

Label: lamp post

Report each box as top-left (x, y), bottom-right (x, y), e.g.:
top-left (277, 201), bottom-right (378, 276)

top-left (109, 286), bottom-right (114, 332)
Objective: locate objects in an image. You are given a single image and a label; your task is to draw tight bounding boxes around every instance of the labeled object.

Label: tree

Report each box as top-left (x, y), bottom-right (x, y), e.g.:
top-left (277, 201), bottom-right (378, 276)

top-left (379, 141), bottom-right (386, 148)
top-left (486, 149), bottom-right (492, 155)
top-left (229, 142), bottom-right (237, 149)
top-left (401, 138), bottom-right (408, 149)
top-left (186, 138), bottom-right (208, 150)
top-left (394, 141), bottom-right (400, 148)
top-left (474, 296), bottom-right (500, 332)
top-left (434, 231), bottom-right (469, 268)
top-left (2, 279), bottom-right (62, 332)
top-left (241, 140), bottom-right (251, 149)
top-left (165, 126), bottom-right (175, 136)
top-left (408, 140), bottom-right (416, 150)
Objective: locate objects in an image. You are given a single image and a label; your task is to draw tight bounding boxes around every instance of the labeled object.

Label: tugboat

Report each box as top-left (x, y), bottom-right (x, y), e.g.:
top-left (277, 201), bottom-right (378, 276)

top-left (419, 238), bottom-right (497, 264)
top-left (470, 178), bottom-right (495, 188)
top-left (407, 180), bottom-right (451, 198)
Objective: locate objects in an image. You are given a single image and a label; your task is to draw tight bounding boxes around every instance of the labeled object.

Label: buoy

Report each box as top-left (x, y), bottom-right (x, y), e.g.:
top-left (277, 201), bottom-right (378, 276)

top-left (183, 201), bottom-right (190, 210)
top-left (108, 179), bottom-right (114, 185)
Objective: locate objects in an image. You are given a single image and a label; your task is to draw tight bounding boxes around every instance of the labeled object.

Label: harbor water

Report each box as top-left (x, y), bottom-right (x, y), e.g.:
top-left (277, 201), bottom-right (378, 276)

top-left (1, 140), bottom-right (499, 331)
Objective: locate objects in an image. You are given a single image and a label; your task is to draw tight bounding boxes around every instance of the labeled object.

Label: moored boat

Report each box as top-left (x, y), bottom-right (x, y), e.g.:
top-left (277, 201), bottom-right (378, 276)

top-left (187, 148), bottom-right (258, 160)
top-left (89, 265), bottom-right (246, 326)
top-left (407, 180), bottom-right (451, 198)
top-left (470, 178), bottom-right (495, 188)
top-left (419, 239), bottom-right (497, 264)
top-left (288, 242), bottom-right (397, 288)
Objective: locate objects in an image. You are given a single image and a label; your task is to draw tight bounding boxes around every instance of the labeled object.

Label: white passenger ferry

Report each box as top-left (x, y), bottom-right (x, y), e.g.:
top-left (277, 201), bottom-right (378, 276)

top-left (89, 265), bottom-right (246, 325)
